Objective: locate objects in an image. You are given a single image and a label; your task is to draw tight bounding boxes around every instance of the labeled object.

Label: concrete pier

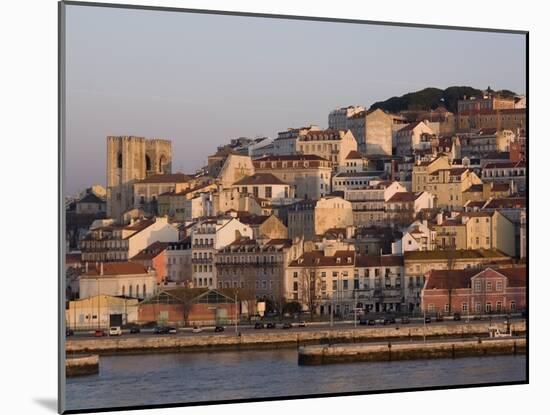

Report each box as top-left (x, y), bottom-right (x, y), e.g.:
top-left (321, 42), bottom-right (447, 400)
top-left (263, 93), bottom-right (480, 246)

top-left (66, 354), bottom-right (99, 377)
top-left (66, 321), bottom-right (525, 355)
top-left (298, 337), bottom-right (526, 365)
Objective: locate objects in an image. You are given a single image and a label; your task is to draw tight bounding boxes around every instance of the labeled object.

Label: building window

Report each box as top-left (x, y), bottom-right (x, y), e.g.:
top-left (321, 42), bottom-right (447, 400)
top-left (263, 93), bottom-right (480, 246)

top-left (444, 304), bottom-right (450, 313)
top-left (486, 302), bottom-right (492, 313)
top-left (496, 281), bottom-right (503, 291)
top-left (474, 281), bottom-right (481, 292)
top-left (265, 187), bottom-right (272, 198)
top-left (496, 301), bottom-right (502, 312)
top-left (462, 302), bottom-right (468, 312)
top-left (486, 281), bottom-right (492, 291)
top-left (510, 301), bottom-right (516, 311)
top-left (428, 304), bottom-right (435, 313)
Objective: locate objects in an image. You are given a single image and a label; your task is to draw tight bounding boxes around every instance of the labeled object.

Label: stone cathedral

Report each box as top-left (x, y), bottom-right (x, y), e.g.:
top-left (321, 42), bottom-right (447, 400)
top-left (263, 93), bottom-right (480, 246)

top-left (106, 136), bottom-right (172, 221)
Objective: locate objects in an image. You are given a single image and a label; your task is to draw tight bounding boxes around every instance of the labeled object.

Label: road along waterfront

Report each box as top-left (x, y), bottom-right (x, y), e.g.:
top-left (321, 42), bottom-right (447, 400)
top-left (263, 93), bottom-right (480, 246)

top-left (65, 349), bottom-right (526, 412)
top-left (66, 320), bottom-right (525, 355)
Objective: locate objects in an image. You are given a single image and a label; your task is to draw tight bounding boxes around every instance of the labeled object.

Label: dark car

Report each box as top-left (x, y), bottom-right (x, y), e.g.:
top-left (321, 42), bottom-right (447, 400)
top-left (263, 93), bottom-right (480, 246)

top-left (214, 326), bottom-right (225, 332)
top-left (94, 329), bottom-right (106, 337)
top-left (367, 319), bottom-right (376, 326)
top-left (400, 316), bottom-right (410, 324)
top-left (282, 322), bottom-right (292, 329)
top-left (266, 322), bottom-right (276, 329)
top-left (453, 313), bottom-right (461, 321)
top-left (424, 316), bottom-right (432, 324)
top-left (129, 327), bottom-right (141, 334)
top-left (154, 326), bottom-right (169, 334)
top-left (384, 316), bottom-right (396, 325)
top-left (66, 328), bottom-right (74, 337)
top-left (254, 322), bottom-right (264, 329)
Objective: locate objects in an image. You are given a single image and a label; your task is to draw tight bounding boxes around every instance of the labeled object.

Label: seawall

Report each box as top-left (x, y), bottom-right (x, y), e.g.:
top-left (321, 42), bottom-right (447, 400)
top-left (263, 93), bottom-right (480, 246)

top-left (298, 337), bottom-right (526, 365)
top-left (66, 355), bottom-right (99, 377)
top-left (66, 321), bottom-right (525, 355)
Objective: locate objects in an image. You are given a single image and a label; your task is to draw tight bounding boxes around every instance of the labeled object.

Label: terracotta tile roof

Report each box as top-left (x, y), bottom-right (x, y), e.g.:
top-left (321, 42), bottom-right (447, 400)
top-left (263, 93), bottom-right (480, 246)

top-left (82, 262), bottom-right (150, 277)
top-left (345, 150), bottom-right (363, 160)
top-left (404, 249), bottom-right (509, 261)
top-left (138, 173), bottom-right (191, 184)
top-left (477, 128), bottom-right (498, 135)
top-left (355, 254), bottom-right (404, 267)
top-left (289, 250), bottom-right (356, 267)
top-left (386, 192), bottom-right (415, 203)
top-left (131, 241), bottom-right (169, 260)
top-left (233, 173), bottom-right (287, 186)
top-left (66, 253), bottom-right (82, 264)
top-left (425, 266), bottom-right (526, 290)
top-left (484, 161), bottom-right (526, 169)
top-left (465, 184), bottom-right (483, 193)
top-left (483, 198), bottom-right (526, 209)
top-left (237, 214), bottom-right (270, 226)
top-left (254, 154), bottom-right (329, 162)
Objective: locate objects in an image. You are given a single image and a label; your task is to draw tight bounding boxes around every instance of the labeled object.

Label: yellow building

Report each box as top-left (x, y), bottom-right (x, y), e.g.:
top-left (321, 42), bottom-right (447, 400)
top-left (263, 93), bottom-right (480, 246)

top-left (460, 211), bottom-right (515, 256)
top-left (296, 129), bottom-right (358, 171)
top-left (425, 168), bottom-right (482, 209)
top-left (66, 295), bottom-right (139, 330)
top-left (433, 218), bottom-right (467, 249)
top-left (158, 183), bottom-right (218, 220)
top-left (412, 156), bottom-right (451, 193)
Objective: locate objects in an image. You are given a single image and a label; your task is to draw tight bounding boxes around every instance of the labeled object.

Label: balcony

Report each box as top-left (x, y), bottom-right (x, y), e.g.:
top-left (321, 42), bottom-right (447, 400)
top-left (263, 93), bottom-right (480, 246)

top-left (191, 258), bottom-right (213, 264)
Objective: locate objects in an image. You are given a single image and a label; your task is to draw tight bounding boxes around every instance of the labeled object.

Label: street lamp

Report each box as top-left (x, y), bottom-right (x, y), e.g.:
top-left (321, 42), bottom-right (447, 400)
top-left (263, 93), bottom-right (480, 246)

top-left (234, 291), bottom-right (238, 336)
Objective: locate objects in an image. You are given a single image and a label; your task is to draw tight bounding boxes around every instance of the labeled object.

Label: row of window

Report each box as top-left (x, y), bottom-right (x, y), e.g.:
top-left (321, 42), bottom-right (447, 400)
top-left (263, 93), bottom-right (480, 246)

top-left (121, 284), bottom-right (147, 298)
top-left (474, 280), bottom-right (504, 292)
top-left (427, 300), bottom-right (516, 313)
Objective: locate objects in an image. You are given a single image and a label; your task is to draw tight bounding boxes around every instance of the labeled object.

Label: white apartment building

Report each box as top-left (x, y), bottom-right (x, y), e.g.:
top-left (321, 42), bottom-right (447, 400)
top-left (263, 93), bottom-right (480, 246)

top-left (191, 217), bottom-right (253, 288)
top-left (328, 106), bottom-right (365, 131)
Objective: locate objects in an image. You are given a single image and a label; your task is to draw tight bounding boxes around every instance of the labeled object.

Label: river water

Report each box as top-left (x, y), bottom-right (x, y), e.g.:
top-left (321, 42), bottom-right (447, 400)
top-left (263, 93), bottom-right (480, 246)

top-left (66, 349), bottom-right (526, 411)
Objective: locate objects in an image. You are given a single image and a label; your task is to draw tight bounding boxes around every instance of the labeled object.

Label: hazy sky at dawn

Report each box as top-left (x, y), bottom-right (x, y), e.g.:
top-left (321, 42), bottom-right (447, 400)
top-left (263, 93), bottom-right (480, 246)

top-left (64, 4), bottom-right (526, 195)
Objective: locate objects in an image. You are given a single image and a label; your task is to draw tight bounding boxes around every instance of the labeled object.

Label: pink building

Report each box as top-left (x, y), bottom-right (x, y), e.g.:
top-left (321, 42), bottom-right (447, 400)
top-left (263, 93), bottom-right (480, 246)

top-left (421, 266), bottom-right (526, 315)
top-left (131, 241), bottom-right (169, 284)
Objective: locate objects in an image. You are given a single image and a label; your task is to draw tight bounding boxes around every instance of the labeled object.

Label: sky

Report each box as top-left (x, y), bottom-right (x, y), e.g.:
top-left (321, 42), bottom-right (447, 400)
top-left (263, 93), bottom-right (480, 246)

top-left (64, 4), bottom-right (526, 196)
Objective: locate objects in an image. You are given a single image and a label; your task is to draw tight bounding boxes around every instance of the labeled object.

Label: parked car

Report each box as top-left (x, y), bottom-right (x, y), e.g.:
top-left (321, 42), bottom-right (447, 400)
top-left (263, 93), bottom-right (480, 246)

top-left (282, 322), bottom-right (292, 329)
top-left (129, 327), bottom-right (141, 334)
top-left (383, 316), bottom-right (396, 325)
top-left (191, 326), bottom-right (202, 333)
top-left (266, 322), bottom-right (276, 329)
top-left (453, 313), bottom-right (462, 321)
top-left (154, 326), bottom-right (169, 334)
top-left (94, 329), bottom-right (106, 337)
top-left (167, 327), bottom-right (177, 334)
top-left (254, 322), bottom-right (264, 329)
top-left (424, 316), bottom-right (432, 324)
top-left (66, 328), bottom-right (74, 337)
top-left (367, 319), bottom-right (376, 326)
top-left (298, 321), bottom-right (307, 328)
top-left (376, 317), bottom-right (385, 325)
top-left (400, 316), bottom-right (410, 324)
top-left (214, 326), bottom-right (225, 332)
top-left (109, 326), bottom-right (122, 336)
